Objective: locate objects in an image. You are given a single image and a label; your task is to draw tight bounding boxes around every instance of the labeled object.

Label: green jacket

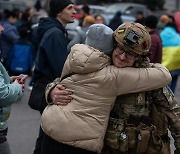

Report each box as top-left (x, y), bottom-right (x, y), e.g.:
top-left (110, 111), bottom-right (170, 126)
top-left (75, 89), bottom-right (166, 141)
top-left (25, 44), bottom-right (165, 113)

top-left (0, 62), bottom-right (23, 131)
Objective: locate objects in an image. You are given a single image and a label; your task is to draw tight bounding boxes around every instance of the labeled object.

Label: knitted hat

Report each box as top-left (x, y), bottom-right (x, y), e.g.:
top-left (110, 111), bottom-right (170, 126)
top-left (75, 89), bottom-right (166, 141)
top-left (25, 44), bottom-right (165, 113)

top-left (85, 24), bottom-right (114, 56)
top-left (49, 0), bottom-right (73, 17)
top-left (144, 15), bottom-right (158, 29)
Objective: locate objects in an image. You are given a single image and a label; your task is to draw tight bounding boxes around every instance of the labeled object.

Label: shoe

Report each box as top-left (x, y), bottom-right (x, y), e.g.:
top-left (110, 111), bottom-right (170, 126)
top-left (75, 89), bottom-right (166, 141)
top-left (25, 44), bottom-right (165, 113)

top-left (27, 86), bottom-right (33, 91)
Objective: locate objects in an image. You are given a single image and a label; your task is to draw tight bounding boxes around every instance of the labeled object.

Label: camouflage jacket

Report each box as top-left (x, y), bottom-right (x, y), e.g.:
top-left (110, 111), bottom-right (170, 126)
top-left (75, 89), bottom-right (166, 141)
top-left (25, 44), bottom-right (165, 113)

top-left (152, 87), bottom-right (180, 150)
top-left (105, 59), bottom-right (180, 152)
top-left (105, 86), bottom-right (180, 152)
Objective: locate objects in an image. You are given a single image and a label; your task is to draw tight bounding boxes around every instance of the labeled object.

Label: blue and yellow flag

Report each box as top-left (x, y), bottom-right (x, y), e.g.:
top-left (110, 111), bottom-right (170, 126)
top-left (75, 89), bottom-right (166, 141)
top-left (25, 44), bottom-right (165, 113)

top-left (162, 46), bottom-right (180, 71)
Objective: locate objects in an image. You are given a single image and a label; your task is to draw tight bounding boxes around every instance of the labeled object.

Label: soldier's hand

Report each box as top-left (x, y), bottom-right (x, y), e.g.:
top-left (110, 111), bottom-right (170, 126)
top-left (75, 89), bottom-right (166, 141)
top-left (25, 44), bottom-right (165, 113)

top-left (50, 84), bottom-right (73, 106)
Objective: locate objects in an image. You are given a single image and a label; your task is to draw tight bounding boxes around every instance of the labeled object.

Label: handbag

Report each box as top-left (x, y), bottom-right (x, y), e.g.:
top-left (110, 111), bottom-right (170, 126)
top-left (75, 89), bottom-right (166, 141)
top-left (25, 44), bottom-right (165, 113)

top-left (28, 73), bottom-right (75, 112)
top-left (28, 80), bottom-right (49, 112)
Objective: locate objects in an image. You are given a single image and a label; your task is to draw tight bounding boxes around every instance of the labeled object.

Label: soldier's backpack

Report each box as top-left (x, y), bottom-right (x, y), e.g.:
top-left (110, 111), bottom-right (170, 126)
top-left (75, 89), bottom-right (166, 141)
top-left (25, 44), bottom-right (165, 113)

top-left (7, 40), bottom-right (33, 74)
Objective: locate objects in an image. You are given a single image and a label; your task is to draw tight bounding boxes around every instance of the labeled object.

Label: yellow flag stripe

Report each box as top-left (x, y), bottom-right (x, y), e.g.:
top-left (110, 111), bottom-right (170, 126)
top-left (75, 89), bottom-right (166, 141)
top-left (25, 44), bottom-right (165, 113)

top-left (162, 46), bottom-right (180, 71)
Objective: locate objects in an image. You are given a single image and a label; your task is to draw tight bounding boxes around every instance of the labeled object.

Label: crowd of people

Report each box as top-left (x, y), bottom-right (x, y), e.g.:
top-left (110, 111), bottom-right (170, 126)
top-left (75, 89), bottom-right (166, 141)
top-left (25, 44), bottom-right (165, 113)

top-left (0, 0), bottom-right (180, 154)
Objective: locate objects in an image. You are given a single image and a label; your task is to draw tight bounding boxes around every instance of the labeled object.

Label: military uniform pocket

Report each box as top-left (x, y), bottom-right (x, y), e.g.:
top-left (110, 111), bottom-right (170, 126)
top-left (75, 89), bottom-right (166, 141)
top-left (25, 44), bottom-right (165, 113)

top-left (104, 118), bottom-right (124, 150)
top-left (119, 132), bottom-right (128, 152)
top-left (105, 130), bottom-right (121, 149)
top-left (147, 133), bottom-right (162, 154)
top-left (125, 126), bottom-right (137, 148)
top-left (136, 123), bottom-right (151, 153)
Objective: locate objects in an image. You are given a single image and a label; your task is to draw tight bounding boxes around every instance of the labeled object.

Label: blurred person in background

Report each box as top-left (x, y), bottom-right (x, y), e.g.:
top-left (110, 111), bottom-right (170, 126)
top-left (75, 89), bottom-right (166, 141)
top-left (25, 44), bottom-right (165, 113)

top-left (79, 5), bottom-right (90, 27)
top-left (157, 15), bottom-right (170, 32)
top-left (174, 11), bottom-right (180, 34)
top-left (144, 15), bottom-right (162, 63)
top-left (160, 15), bottom-right (180, 93)
top-left (6, 26), bottom-right (34, 76)
top-left (0, 10), bottom-right (19, 70)
top-left (13, 9), bottom-right (23, 29)
top-left (33, 0), bottom-right (48, 25)
top-left (17, 7), bottom-right (34, 43)
top-left (167, 15), bottom-right (179, 31)
top-left (94, 14), bottom-right (106, 24)
top-left (135, 11), bottom-right (145, 25)
top-left (108, 11), bottom-right (122, 31)
top-left (67, 15), bottom-right (95, 51)
top-left (0, 23), bottom-right (25, 154)
top-left (27, 0), bottom-right (76, 154)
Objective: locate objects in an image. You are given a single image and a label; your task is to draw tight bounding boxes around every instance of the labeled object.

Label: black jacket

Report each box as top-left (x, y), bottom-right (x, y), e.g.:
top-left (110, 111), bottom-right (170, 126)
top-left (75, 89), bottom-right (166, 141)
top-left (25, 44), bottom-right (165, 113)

top-left (34, 17), bottom-right (68, 82)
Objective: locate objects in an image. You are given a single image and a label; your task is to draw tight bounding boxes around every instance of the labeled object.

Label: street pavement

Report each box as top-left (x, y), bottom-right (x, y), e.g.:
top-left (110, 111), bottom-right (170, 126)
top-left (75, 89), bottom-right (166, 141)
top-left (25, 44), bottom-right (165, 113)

top-left (7, 77), bottom-right (40, 154)
top-left (7, 77), bottom-right (180, 154)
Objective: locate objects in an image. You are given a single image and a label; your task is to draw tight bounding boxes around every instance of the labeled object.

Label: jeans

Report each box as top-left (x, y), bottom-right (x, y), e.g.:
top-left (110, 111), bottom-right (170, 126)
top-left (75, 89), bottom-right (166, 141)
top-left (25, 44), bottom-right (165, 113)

top-left (169, 70), bottom-right (180, 93)
top-left (0, 141), bottom-right (11, 154)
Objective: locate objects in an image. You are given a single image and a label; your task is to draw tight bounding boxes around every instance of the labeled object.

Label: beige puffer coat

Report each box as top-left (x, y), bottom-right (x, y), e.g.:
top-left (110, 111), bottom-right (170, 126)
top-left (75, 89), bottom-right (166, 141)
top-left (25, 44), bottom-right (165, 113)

top-left (41, 44), bottom-right (171, 153)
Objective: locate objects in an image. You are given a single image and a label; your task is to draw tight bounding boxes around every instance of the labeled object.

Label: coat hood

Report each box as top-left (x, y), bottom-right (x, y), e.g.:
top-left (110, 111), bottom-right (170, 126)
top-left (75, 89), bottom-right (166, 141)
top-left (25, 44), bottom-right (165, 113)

top-left (37, 17), bottom-right (66, 41)
top-left (66, 44), bottom-right (111, 74)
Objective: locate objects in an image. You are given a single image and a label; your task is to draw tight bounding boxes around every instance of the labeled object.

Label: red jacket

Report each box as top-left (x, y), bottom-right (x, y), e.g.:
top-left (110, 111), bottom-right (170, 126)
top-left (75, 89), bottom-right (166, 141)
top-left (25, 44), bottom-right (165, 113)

top-left (149, 30), bottom-right (162, 63)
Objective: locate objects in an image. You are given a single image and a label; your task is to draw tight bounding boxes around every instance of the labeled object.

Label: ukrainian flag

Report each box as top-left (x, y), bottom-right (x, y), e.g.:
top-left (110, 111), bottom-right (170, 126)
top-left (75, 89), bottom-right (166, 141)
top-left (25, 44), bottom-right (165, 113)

top-left (160, 26), bottom-right (180, 71)
top-left (162, 46), bottom-right (180, 71)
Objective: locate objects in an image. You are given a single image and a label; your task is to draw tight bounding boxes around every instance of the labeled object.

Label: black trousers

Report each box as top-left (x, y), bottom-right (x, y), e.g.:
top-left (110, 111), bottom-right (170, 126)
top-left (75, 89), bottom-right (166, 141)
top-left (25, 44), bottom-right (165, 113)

top-left (40, 133), bottom-right (96, 154)
top-left (33, 126), bottom-right (44, 154)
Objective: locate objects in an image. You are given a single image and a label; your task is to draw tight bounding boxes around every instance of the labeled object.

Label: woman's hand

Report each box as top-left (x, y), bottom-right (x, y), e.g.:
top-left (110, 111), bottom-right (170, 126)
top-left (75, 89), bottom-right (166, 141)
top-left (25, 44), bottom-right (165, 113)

top-left (10, 76), bottom-right (19, 82)
top-left (10, 74), bottom-right (28, 84)
top-left (14, 79), bottom-right (25, 91)
top-left (50, 84), bottom-right (73, 106)
top-left (11, 74), bottom-right (28, 91)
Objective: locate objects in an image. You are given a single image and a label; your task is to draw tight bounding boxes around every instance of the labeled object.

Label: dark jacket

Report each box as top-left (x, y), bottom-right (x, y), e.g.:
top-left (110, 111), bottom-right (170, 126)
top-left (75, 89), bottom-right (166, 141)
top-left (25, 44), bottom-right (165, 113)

top-left (0, 20), bottom-right (19, 62)
top-left (34, 17), bottom-right (69, 82)
top-left (149, 29), bottom-right (162, 63)
top-left (108, 11), bottom-right (122, 31)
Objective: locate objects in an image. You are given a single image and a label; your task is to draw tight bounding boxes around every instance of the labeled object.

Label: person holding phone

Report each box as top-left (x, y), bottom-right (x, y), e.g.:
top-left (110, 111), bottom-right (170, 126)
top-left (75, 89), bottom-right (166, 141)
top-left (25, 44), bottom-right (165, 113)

top-left (0, 24), bottom-right (25, 154)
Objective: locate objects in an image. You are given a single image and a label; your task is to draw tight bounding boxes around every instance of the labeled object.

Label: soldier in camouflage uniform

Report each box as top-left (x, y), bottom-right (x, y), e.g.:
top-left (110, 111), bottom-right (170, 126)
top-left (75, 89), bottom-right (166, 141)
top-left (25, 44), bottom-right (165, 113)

top-left (102, 23), bottom-right (180, 154)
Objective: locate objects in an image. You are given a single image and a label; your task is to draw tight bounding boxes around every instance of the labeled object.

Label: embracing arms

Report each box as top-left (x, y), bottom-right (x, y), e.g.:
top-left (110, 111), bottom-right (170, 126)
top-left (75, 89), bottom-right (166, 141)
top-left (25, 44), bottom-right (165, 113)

top-left (45, 63), bottom-right (171, 105)
top-left (115, 63), bottom-right (171, 95)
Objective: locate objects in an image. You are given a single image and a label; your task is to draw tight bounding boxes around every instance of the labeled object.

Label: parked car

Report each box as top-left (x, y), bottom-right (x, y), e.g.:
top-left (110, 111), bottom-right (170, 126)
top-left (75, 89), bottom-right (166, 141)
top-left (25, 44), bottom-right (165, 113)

top-left (77, 4), bottom-right (105, 15)
top-left (0, 1), bottom-right (28, 11)
top-left (102, 3), bottom-right (149, 24)
top-left (88, 5), bottom-right (106, 15)
top-left (105, 3), bottom-right (149, 17)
